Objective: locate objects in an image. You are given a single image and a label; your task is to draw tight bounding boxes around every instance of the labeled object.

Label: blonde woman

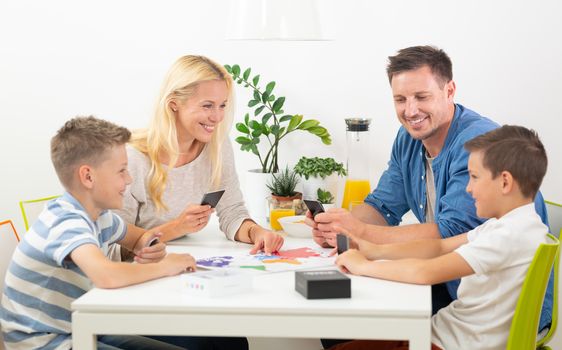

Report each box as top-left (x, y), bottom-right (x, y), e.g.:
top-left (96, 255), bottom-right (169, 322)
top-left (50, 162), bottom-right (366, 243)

top-left (116, 55), bottom-right (283, 254)
top-left (115, 55), bottom-right (284, 349)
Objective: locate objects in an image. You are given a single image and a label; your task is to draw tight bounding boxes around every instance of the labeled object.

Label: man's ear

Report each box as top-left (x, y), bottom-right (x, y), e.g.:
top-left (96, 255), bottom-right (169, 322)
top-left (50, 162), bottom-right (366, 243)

top-left (500, 170), bottom-right (514, 194)
top-left (447, 80), bottom-right (456, 100)
top-left (78, 165), bottom-right (95, 189)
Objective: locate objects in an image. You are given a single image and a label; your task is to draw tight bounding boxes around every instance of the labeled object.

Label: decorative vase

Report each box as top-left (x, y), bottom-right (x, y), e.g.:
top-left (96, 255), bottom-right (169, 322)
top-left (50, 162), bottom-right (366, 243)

top-left (244, 169), bottom-right (276, 223)
top-left (322, 203), bottom-right (336, 211)
top-left (301, 174), bottom-right (340, 205)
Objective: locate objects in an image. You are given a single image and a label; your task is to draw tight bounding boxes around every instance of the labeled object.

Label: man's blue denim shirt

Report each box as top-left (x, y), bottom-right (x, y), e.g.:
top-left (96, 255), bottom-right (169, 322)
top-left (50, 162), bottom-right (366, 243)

top-left (365, 103), bottom-right (551, 330)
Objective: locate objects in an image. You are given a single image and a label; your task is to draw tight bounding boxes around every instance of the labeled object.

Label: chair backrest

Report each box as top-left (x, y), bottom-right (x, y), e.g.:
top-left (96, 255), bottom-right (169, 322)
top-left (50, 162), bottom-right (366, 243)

top-left (19, 195), bottom-right (60, 231)
top-left (0, 220), bottom-right (19, 294)
top-left (0, 220), bottom-right (19, 350)
top-left (507, 234), bottom-right (560, 350)
top-left (546, 201), bottom-right (562, 239)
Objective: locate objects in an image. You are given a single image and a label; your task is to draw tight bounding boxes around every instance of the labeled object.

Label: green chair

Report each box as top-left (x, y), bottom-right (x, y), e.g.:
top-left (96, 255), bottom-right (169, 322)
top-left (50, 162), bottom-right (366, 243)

top-left (507, 234), bottom-right (559, 350)
top-left (19, 195), bottom-right (60, 231)
top-left (543, 201), bottom-right (562, 348)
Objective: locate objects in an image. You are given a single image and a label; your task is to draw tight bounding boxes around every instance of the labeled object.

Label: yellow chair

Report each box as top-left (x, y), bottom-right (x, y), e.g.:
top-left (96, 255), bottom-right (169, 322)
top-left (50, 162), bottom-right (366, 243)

top-left (507, 234), bottom-right (559, 350)
top-left (19, 195), bottom-right (60, 231)
top-left (19, 195), bottom-right (122, 261)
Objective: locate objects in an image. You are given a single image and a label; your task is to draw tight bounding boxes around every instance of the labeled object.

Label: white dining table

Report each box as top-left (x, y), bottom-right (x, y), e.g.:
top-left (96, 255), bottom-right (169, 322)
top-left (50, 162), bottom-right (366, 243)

top-left (71, 218), bottom-right (431, 349)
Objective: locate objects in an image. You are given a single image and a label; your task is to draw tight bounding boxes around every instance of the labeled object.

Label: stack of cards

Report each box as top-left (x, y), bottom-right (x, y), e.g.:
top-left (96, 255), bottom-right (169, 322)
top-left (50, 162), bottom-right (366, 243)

top-left (181, 270), bottom-right (252, 297)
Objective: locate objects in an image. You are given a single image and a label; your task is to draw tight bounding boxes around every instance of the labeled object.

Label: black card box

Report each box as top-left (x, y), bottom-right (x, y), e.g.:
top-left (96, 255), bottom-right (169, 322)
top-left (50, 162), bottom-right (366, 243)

top-left (295, 270), bottom-right (351, 299)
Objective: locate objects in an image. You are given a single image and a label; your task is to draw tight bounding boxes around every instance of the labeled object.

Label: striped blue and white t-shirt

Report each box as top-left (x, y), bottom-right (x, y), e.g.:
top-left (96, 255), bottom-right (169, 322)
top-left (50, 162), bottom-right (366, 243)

top-left (0, 192), bottom-right (126, 350)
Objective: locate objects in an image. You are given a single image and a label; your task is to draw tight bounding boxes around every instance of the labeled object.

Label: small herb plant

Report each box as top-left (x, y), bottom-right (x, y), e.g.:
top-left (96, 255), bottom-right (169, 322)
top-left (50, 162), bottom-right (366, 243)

top-left (293, 157), bottom-right (347, 180)
top-left (266, 166), bottom-right (300, 197)
top-left (317, 188), bottom-right (335, 204)
top-left (224, 64), bottom-right (332, 174)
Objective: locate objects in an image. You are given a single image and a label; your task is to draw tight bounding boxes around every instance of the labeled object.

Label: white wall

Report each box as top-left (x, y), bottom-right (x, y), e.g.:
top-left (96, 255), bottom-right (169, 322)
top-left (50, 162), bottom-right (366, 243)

top-left (1, 0), bottom-right (561, 235)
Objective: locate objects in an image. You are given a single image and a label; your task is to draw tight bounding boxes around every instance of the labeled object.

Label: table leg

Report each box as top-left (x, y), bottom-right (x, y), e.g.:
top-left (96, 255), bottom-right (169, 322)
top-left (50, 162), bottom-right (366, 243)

top-left (72, 312), bottom-right (97, 350)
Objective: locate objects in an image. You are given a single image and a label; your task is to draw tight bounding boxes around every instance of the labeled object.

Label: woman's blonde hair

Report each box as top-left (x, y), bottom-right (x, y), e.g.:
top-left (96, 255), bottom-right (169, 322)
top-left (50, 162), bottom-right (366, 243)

top-left (131, 55), bottom-right (234, 211)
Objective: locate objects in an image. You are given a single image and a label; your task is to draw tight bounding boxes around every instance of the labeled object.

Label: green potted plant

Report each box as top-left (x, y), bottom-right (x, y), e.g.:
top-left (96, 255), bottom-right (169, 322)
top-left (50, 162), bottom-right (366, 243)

top-left (317, 188), bottom-right (336, 210)
top-left (293, 156), bottom-right (346, 205)
top-left (224, 64), bottom-right (332, 219)
top-left (266, 166), bottom-right (303, 230)
top-left (224, 64), bottom-right (332, 174)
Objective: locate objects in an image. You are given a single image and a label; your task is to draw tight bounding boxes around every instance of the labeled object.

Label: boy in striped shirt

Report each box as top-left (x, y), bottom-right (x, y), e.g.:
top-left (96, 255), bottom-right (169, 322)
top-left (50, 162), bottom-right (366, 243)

top-left (1, 116), bottom-right (194, 349)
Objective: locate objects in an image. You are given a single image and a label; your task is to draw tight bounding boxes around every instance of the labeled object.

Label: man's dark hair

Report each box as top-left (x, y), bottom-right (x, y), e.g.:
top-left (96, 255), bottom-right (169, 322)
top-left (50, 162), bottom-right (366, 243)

top-left (464, 125), bottom-right (547, 199)
top-left (386, 45), bottom-right (453, 87)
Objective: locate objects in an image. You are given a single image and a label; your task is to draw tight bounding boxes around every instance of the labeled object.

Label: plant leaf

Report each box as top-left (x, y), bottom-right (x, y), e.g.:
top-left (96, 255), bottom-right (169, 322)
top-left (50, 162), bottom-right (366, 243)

top-left (279, 114), bottom-right (292, 123)
top-left (297, 119), bottom-right (320, 130)
top-left (250, 144), bottom-right (259, 156)
top-left (243, 68), bottom-right (251, 80)
top-left (249, 120), bottom-right (261, 130)
top-left (321, 136), bottom-right (332, 145)
top-left (248, 99), bottom-right (259, 107)
top-left (235, 136), bottom-right (251, 145)
top-left (232, 64), bottom-right (240, 77)
top-left (252, 75), bottom-right (260, 86)
top-left (262, 124), bottom-right (270, 136)
top-left (261, 91), bottom-right (270, 103)
top-left (265, 81), bottom-right (276, 94)
top-left (270, 125), bottom-right (280, 136)
top-left (308, 126), bottom-right (328, 136)
top-left (254, 105), bottom-right (265, 116)
top-left (252, 129), bottom-right (262, 138)
top-left (272, 96), bottom-right (285, 113)
top-left (236, 123), bottom-right (249, 134)
top-left (244, 113), bottom-right (249, 125)
top-left (253, 90), bottom-right (261, 101)
top-left (287, 114), bottom-right (303, 132)
top-left (262, 113), bottom-right (272, 125)
top-left (224, 64), bottom-right (232, 73)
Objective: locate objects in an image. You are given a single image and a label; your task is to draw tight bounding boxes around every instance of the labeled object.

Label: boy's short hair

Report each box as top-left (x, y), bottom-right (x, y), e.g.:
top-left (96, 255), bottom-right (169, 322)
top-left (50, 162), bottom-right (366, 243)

top-left (386, 45), bottom-right (453, 88)
top-left (51, 116), bottom-right (131, 189)
top-left (464, 125), bottom-right (547, 199)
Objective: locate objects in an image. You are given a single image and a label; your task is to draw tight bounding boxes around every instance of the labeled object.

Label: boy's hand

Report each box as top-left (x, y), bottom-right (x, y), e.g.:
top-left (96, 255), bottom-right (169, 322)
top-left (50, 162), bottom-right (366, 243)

top-left (162, 253), bottom-right (197, 275)
top-left (132, 232), bottom-right (166, 264)
top-left (249, 229), bottom-right (284, 255)
top-left (336, 249), bottom-right (368, 275)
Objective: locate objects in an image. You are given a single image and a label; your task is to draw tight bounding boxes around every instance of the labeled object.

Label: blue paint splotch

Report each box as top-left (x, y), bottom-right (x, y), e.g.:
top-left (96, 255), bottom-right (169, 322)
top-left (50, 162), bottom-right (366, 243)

top-left (254, 254), bottom-right (279, 261)
top-left (197, 256), bottom-right (234, 267)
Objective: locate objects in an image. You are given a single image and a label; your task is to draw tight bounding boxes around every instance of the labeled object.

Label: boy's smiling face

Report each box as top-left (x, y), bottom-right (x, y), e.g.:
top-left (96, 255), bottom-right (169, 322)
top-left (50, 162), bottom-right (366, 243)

top-left (90, 144), bottom-right (132, 211)
top-left (466, 150), bottom-right (504, 219)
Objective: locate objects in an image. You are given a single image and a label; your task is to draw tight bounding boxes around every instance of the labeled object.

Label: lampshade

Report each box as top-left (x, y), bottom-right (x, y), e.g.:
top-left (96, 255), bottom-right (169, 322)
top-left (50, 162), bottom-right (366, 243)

top-left (226, 0), bottom-right (328, 41)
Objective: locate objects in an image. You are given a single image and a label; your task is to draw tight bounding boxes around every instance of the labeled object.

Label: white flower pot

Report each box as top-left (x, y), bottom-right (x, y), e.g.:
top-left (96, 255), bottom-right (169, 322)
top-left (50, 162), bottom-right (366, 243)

top-left (322, 203), bottom-right (336, 211)
top-left (244, 169), bottom-right (275, 222)
top-left (301, 174), bottom-right (340, 207)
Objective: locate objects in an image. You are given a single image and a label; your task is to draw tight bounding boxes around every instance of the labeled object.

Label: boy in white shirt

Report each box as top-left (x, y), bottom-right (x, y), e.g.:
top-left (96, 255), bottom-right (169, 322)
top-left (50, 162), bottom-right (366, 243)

top-left (333, 125), bottom-right (549, 350)
top-left (1, 116), bottom-right (195, 349)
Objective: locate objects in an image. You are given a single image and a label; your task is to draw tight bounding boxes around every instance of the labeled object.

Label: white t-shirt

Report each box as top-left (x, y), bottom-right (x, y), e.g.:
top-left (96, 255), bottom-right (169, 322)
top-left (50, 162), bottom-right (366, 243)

top-left (431, 203), bottom-right (548, 350)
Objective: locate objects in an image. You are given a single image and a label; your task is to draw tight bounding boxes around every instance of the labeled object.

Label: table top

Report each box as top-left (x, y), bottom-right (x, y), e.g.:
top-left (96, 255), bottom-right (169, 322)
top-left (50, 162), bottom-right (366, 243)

top-left (72, 218), bottom-right (431, 319)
